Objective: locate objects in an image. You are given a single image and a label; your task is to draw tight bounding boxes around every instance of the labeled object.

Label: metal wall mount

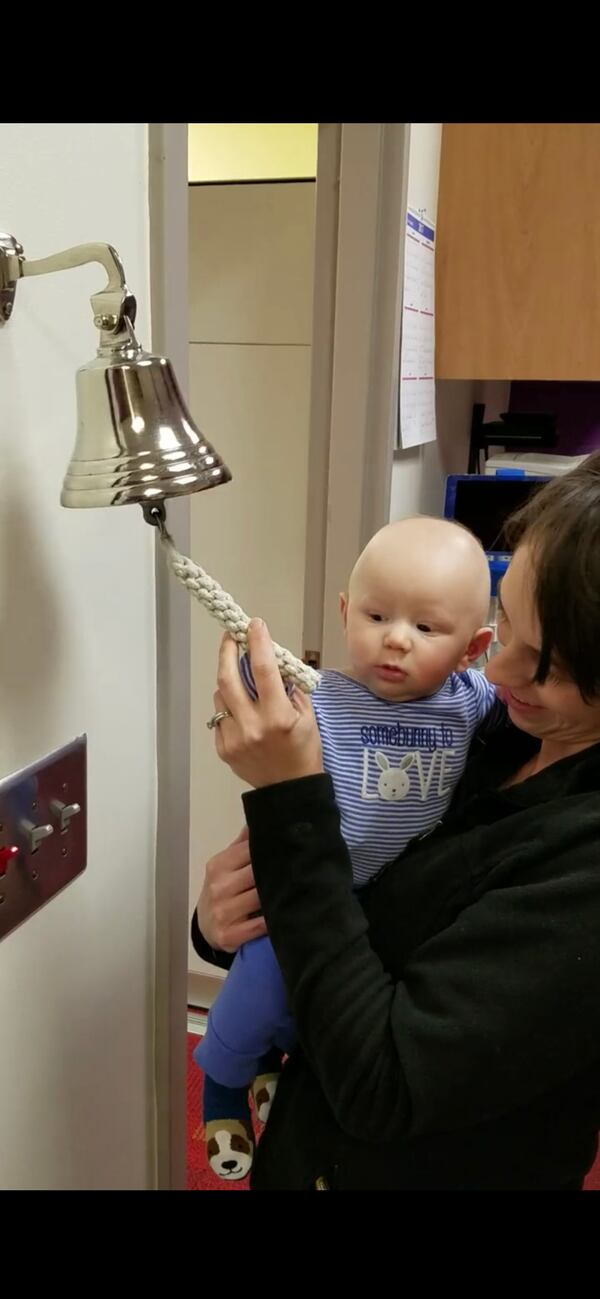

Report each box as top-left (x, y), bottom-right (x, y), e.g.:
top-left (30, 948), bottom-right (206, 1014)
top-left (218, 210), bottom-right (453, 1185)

top-left (0, 232), bottom-right (23, 325)
top-left (0, 737), bottom-right (87, 943)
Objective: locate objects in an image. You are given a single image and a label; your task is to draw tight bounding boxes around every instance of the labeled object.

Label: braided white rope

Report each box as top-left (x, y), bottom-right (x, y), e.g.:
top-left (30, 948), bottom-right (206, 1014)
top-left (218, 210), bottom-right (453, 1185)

top-left (159, 531), bottom-right (321, 694)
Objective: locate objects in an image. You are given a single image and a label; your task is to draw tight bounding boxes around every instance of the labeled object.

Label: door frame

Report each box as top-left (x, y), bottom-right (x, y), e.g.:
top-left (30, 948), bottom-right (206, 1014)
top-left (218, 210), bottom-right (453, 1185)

top-left (303, 123), bottom-right (410, 670)
top-left (148, 122), bottom-right (191, 1192)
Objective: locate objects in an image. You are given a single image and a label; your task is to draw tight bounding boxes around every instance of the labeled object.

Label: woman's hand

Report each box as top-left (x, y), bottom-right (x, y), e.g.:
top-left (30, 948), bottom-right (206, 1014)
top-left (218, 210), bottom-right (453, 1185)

top-left (212, 619), bottom-right (323, 788)
top-left (197, 824), bottom-right (267, 953)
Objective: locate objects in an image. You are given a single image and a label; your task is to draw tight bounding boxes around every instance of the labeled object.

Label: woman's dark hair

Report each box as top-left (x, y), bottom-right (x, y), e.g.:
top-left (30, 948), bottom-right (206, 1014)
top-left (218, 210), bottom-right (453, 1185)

top-left (505, 452), bottom-right (600, 700)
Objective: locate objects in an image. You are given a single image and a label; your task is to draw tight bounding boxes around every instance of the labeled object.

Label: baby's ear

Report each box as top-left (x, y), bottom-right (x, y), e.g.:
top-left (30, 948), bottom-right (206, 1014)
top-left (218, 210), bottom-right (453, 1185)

top-left (339, 592), bottom-right (349, 628)
top-left (458, 626), bottom-right (493, 671)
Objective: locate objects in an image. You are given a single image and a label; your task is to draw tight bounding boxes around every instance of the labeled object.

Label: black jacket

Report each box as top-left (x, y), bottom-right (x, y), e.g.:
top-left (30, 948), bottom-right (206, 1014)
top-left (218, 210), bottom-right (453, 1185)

top-left (192, 721), bottom-right (600, 1190)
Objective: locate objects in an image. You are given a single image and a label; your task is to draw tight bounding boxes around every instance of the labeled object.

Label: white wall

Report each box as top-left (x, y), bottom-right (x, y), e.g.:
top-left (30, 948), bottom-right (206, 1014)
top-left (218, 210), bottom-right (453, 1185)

top-left (391, 124), bottom-right (444, 521)
top-left (406, 122), bottom-right (442, 225)
top-left (0, 124), bottom-right (157, 1189)
top-left (390, 124), bottom-right (480, 523)
top-left (390, 380), bottom-right (477, 519)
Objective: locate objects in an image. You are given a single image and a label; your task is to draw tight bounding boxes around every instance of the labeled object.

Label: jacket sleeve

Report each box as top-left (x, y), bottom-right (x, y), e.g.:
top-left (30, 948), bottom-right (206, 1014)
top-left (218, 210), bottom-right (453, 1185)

top-left (242, 774), bottom-right (600, 1143)
top-left (190, 908), bottom-right (234, 973)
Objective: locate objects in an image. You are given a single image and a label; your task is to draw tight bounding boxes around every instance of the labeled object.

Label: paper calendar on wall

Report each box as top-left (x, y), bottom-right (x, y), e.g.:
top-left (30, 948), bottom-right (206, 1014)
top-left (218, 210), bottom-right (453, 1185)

top-left (398, 209), bottom-right (436, 449)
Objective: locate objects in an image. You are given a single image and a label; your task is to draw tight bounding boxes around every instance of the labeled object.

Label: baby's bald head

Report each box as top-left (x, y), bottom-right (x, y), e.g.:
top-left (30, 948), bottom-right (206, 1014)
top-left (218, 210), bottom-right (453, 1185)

top-left (340, 517), bottom-right (492, 701)
top-left (348, 516), bottom-right (491, 630)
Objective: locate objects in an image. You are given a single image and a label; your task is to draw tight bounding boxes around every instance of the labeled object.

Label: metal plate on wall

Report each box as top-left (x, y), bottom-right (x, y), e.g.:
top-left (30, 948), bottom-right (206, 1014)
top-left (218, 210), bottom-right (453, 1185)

top-left (0, 737), bottom-right (87, 942)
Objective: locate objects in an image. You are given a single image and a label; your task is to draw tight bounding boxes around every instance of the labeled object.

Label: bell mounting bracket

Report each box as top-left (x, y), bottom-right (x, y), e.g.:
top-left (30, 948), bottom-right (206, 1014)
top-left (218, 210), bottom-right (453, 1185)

top-left (0, 231), bottom-right (136, 345)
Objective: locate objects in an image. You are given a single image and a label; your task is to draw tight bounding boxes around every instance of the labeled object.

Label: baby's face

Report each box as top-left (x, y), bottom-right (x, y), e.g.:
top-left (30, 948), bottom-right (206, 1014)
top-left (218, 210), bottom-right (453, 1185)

top-left (341, 549), bottom-right (484, 703)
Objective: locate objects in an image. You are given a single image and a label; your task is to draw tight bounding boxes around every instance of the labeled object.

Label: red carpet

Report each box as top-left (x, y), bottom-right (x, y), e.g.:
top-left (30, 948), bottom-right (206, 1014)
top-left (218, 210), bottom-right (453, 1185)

top-left (187, 1031), bottom-right (600, 1191)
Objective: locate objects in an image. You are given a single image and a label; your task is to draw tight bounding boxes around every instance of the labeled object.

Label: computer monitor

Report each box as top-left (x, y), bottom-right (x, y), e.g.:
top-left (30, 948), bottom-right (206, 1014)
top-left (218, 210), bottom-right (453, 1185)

top-left (444, 472), bottom-right (549, 594)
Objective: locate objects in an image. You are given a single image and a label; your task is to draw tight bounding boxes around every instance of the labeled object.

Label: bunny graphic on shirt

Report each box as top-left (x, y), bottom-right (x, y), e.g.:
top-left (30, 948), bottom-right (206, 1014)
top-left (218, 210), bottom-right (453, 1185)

top-left (374, 751), bottom-right (415, 802)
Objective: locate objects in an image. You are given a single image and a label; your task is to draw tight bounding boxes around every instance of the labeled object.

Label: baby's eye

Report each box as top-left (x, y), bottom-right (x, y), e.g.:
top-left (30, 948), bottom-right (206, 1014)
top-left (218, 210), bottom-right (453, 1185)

top-left (417, 623), bottom-right (433, 634)
top-left (369, 613), bottom-right (385, 622)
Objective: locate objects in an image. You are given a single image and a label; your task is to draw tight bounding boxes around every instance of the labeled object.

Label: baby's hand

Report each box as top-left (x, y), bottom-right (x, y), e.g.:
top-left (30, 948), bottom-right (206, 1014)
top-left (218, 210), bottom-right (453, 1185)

top-left (240, 651), bottom-right (294, 700)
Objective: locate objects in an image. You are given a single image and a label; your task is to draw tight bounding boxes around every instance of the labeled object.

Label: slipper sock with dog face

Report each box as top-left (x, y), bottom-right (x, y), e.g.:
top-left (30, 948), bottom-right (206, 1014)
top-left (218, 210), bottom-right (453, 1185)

top-left (203, 1074), bottom-right (255, 1181)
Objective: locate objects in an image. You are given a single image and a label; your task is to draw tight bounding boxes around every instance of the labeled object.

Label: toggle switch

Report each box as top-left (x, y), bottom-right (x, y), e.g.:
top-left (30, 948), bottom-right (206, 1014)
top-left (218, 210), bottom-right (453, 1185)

top-left (0, 845), bottom-right (18, 877)
top-left (49, 799), bottom-right (81, 833)
top-left (19, 819), bottom-right (54, 854)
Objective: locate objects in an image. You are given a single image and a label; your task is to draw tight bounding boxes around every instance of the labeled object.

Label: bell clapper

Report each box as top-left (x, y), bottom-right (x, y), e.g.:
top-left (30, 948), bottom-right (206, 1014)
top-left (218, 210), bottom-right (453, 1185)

top-left (142, 500), bottom-right (169, 540)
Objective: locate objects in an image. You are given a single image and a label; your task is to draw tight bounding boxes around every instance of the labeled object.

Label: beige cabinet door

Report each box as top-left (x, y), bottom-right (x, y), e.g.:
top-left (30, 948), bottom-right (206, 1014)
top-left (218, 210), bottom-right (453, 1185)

top-left (187, 182), bottom-right (316, 993)
top-left (436, 123), bottom-right (600, 380)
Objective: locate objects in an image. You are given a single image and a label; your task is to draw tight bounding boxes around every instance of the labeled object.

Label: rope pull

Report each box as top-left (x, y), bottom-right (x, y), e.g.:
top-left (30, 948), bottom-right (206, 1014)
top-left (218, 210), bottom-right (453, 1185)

top-left (144, 504), bottom-right (321, 695)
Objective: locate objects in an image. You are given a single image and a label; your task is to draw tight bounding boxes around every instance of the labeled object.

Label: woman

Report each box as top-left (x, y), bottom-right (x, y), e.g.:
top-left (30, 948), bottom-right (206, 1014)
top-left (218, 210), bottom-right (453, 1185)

top-left (192, 456), bottom-right (600, 1190)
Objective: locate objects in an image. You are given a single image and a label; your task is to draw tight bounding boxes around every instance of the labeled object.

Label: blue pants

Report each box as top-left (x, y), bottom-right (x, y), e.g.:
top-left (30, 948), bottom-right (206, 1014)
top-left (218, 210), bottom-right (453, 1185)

top-left (193, 936), bottom-right (297, 1087)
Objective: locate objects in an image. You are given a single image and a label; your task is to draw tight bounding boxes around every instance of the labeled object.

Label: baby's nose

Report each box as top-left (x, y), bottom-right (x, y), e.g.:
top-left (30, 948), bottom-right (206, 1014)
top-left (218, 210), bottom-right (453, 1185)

top-left (384, 623), bottom-right (411, 649)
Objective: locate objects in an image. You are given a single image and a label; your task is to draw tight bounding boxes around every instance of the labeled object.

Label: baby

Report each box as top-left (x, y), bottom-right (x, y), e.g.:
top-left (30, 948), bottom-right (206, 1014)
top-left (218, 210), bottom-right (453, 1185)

top-left (195, 516), bottom-right (500, 1179)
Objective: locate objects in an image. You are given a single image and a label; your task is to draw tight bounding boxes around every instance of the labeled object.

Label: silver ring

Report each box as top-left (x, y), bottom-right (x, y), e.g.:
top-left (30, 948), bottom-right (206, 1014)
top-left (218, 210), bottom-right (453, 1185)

top-left (207, 709), bottom-right (232, 731)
